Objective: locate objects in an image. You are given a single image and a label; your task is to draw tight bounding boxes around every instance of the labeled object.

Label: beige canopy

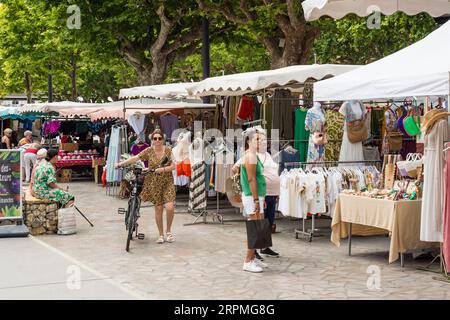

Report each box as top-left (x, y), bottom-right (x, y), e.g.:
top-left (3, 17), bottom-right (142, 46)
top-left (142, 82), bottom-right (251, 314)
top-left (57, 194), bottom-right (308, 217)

top-left (302, 0), bottom-right (450, 21)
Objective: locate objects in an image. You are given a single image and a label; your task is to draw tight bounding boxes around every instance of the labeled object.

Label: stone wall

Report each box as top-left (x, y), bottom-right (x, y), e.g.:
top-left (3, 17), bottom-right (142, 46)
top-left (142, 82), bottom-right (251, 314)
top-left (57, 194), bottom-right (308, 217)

top-left (23, 203), bottom-right (58, 235)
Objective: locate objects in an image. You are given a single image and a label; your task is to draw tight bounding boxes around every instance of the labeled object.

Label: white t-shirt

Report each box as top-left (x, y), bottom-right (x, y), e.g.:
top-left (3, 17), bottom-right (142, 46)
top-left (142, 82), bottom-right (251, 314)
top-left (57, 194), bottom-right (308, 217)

top-left (306, 173), bottom-right (326, 214)
top-left (279, 171), bottom-right (290, 216)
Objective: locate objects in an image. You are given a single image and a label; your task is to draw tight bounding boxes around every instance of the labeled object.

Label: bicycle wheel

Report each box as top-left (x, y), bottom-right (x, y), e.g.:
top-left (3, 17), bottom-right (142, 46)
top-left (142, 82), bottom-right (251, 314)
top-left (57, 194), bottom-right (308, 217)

top-left (126, 198), bottom-right (138, 252)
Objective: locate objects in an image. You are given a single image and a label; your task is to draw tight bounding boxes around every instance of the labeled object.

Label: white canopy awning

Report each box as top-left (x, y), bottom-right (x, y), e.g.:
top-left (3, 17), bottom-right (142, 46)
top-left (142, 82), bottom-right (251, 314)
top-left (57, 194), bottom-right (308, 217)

top-left (18, 99), bottom-right (215, 120)
top-left (89, 101), bottom-right (215, 121)
top-left (119, 82), bottom-right (197, 99)
top-left (19, 101), bottom-right (99, 114)
top-left (302, 0), bottom-right (450, 21)
top-left (314, 21), bottom-right (450, 101)
top-left (187, 64), bottom-right (360, 97)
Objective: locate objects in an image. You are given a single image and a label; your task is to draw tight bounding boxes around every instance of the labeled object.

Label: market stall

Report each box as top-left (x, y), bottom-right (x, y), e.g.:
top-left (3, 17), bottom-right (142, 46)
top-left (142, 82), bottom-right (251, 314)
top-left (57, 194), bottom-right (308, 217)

top-left (184, 64), bottom-right (361, 226)
top-left (312, 21), bottom-right (450, 271)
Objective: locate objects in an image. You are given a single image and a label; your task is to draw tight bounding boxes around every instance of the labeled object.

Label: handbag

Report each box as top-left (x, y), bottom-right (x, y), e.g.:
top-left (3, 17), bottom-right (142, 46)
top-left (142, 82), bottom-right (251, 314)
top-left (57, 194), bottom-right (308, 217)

top-left (387, 131), bottom-right (403, 152)
top-left (396, 106), bottom-right (408, 136)
top-left (231, 173), bottom-right (242, 194)
top-left (312, 131), bottom-right (328, 145)
top-left (403, 108), bottom-right (421, 137)
top-left (347, 113), bottom-right (368, 143)
top-left (246, 218), bottom-right (273, 250)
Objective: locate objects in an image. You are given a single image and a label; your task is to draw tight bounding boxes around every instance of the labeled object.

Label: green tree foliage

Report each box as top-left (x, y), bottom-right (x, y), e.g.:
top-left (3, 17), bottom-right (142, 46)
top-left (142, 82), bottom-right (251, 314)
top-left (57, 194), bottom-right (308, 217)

top-left (312, 13), bottom-right (438, 65)
top-left (0, 0), bottom-right (137, 102)
top-left (71, 0), bottom-right (210, 85)
top-left (168, 31), bottom-right (271, 81)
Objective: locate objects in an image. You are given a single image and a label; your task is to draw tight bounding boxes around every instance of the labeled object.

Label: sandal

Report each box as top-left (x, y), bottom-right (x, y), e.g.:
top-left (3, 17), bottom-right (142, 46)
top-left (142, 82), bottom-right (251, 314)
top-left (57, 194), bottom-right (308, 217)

top-left (166, 232), bottom-right (175, 243)
top-left (156, 236), bottom-right (165, 244)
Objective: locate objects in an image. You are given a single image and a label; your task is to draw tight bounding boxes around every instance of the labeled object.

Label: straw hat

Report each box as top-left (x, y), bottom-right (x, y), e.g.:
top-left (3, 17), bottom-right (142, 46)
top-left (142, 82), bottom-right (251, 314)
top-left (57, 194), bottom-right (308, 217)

top-left (225, 177), bottom-right (243, 208)
top-left (422, 109), bottom-right (450, 134)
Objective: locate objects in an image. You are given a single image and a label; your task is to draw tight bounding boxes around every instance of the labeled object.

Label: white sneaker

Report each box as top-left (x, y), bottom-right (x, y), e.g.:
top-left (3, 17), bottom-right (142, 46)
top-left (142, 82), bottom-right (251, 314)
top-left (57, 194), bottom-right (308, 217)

top-left (243, 260), bottom-right (263, 273)
top-left (253, 259), bottom-right (268, 268)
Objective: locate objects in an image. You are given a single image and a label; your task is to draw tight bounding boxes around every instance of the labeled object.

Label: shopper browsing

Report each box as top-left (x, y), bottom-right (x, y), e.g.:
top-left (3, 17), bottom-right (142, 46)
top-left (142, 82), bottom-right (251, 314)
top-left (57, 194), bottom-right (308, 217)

top-left (18, 130), bottom-right (33, 147)
top-left (115, 129), bottom-right (176, 244)
top-left (21, 143), bottom-right (41, 183)
top-left (233, 129), bottom-right (280, 260)
top-left (240, 129), bottom-right (267, 273)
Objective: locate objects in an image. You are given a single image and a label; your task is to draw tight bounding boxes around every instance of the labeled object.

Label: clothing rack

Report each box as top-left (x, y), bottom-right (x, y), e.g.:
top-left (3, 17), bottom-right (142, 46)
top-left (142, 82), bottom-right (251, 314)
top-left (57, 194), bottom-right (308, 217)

top-left (283, 159), bottom-right (382, 242)
top-left (244, 119), bottom-right (267, 126)
top-left (284, 160), bottom-right (382, 167)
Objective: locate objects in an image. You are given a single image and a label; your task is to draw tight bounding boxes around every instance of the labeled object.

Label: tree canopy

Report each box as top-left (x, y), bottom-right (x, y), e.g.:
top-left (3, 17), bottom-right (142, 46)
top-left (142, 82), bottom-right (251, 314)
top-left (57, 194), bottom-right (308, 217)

top-left (0, 1), bottom-right (443, 102)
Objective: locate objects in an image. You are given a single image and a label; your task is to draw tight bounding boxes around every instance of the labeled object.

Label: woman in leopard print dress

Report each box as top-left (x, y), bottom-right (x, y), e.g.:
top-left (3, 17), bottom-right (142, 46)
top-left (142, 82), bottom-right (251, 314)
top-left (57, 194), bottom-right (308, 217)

top-left (116, 129), bottom-right (176, 244)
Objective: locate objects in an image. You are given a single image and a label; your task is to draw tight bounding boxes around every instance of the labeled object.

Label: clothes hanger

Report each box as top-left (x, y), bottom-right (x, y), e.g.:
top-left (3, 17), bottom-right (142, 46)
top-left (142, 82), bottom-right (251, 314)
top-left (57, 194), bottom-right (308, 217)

top-left (284, 145), bottom-right (297, 154)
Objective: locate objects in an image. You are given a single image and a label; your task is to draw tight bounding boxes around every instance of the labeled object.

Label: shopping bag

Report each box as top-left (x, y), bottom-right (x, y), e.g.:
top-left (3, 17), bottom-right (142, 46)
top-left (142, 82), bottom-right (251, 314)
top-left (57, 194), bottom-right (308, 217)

top-left (246, 219), bottom-right (272, 250)
top-left (57, 206), bottom-right (77, 235)
top-left (396, 153), bottom-right (422, 178)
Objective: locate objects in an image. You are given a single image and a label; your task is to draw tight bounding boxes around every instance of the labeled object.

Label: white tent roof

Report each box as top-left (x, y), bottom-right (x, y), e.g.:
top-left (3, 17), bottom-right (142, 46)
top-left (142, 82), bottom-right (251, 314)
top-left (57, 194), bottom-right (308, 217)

top-left (119, 82), bottom-right (197, 99)
top-left (302, 0), bottom-right (450, 21)
top-left (314, 21), bottom-right (450, 101)
top-left (187, 64), bottom-right (360, 97)
top-left (88, 101), bottom-right (215, 121)
top-left (19, 101), bottom-right (99, 114)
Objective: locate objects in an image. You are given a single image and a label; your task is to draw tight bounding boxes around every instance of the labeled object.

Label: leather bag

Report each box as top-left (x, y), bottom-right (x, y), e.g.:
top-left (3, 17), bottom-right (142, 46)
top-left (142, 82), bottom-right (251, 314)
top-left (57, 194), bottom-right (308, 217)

top-left (347, 113), bottom-right (368, 143)
top-left (387, 131), bottom-right (403, 152)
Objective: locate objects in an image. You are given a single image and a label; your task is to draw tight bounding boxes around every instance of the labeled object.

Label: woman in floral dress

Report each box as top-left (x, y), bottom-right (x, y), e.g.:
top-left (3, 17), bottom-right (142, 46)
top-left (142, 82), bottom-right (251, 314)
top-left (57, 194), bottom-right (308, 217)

top-left (32, 149), bottom-right (74, 208)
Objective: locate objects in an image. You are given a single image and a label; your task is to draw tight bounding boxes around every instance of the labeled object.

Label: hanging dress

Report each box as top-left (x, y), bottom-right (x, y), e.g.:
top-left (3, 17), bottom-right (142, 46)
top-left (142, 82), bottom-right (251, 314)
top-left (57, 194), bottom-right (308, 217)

top-left (188, 139), bottom-right (207, 211)
top-left (443, 142), bottom-right (450, 270)
top-left (305, 106), bottom-right (326, 163)
top-left (325, 109), bottom-right (344, 162)
top-left (338, 101), bottom-right (365, 163)
top-left (420, 119), bottom-right (449, 242)
top-left (294, 108), bottom-right (309, 162)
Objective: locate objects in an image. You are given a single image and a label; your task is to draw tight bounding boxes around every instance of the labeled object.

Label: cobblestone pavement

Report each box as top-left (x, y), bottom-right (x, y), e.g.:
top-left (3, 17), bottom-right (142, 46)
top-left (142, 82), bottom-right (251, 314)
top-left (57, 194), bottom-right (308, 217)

top-left (36, 182), bottom-right (450, 300)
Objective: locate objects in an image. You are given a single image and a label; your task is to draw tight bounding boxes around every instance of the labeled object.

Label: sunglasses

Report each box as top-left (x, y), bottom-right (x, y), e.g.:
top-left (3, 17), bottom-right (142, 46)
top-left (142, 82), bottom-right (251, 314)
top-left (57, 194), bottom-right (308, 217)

top-left (153, 136), bottom-right (163, 141)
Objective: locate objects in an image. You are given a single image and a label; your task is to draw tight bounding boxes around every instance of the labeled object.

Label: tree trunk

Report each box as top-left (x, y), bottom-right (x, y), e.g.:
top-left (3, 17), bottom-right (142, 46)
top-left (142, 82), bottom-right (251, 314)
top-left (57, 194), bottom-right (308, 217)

top-left (270, 31), bottom-right (316, 69)
top-left (127, 58), bottom-right (168, 86)
top-left (24, 72), bottom-right (32, 103)
top-left (71, 55), bottom-right (77, 101)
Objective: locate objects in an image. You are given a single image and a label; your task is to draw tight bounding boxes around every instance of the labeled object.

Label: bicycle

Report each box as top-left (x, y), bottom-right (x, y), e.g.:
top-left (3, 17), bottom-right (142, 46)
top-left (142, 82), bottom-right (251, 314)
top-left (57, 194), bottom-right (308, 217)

top-left (118, 156), bottom-right (169, 252)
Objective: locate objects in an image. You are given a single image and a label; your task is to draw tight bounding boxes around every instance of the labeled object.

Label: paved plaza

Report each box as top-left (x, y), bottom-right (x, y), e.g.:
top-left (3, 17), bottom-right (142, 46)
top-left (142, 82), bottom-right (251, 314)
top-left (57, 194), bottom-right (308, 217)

top-left (3, 182), bottom-right (450, 300)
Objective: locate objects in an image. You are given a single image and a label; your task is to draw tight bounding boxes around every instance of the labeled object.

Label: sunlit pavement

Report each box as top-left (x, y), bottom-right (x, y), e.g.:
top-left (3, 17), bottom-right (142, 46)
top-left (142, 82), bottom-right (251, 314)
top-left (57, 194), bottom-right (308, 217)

top-left (4, 181), bottom-right (449, 300)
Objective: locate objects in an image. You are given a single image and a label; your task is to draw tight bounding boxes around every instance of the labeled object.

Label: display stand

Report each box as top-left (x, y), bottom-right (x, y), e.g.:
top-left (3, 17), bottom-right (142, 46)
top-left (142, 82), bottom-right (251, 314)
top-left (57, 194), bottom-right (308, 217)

top-left (0, 221), bottom-right (29, 238)
top-left (285, 159), bottom-right (382, 242)
top-left (417, 244), bottom-right (450, 283)
top-left (183, 209), bottom-right (225, 226)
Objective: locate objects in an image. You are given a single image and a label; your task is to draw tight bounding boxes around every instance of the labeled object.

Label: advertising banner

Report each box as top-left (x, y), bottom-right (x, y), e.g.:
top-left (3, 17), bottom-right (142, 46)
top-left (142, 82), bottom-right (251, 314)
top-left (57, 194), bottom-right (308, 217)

top-left (0, 150), bottom-right (22, 220)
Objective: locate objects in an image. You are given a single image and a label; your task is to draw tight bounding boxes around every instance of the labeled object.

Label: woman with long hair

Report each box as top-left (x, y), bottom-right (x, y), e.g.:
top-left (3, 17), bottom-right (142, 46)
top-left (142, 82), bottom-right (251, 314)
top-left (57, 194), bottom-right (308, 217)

top-left (116, 129), bottom-right (176, 244)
